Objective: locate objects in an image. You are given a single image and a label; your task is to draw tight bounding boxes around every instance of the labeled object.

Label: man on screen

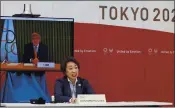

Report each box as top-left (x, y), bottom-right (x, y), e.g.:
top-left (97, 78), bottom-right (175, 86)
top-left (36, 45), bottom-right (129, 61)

top-left (19, 32), bottom-right (50, 102)
top-left (23, 32), bottom-right (48, 64)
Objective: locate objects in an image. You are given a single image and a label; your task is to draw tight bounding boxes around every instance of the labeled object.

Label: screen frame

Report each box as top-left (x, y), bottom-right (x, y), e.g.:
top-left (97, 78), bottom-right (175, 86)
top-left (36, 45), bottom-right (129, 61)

top-left (0, 16), bottom-right (74, 22)
top-left (0, 16), bottom-right (75, 62)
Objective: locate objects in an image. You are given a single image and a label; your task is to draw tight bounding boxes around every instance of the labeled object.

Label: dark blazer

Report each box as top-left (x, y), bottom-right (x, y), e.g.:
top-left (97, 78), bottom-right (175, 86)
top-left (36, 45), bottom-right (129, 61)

top-left (54, 76), bottom-right (95, 103)
top-left (23, 43), bottom-right (48, 63)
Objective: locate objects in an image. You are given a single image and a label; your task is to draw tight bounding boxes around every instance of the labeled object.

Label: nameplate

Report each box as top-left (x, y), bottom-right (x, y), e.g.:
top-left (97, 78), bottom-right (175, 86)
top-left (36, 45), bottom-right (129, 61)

top-left (37, 62), bottom-right (55, 68)
top-left (77, 94), bottom-right (106, 104)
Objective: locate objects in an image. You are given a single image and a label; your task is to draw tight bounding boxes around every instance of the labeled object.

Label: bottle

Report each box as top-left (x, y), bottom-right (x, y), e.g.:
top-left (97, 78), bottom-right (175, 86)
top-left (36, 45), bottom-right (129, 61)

top-left (51, 95), bottom-right (55, 103)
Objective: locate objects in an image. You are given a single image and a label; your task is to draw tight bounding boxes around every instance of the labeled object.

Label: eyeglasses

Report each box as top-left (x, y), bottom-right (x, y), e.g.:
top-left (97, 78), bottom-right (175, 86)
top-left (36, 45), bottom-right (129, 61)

top-left (32, 37), bottom-right (40, 40)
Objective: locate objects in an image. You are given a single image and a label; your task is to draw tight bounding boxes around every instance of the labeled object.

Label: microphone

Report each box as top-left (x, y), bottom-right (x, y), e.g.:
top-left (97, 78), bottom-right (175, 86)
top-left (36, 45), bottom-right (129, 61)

top-left (23, 4), bottom-right (33, 14)
top-left (12, 4), bottom-right (40, 17)
top-left (1, 59), bottom-right (8, 64)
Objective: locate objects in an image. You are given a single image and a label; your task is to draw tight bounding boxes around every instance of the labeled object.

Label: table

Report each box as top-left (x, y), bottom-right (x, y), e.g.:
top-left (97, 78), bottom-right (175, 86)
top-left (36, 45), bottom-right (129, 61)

top-left (0, 101), bottom-right (173, 107)
top-left (0, 63), bottom-right (60, 103)
top-left (0, 63), bottom-right (60, 71)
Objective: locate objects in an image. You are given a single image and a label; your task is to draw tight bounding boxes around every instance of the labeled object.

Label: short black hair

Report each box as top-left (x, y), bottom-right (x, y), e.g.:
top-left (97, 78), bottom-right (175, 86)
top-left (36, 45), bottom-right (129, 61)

top-left (61, 56), bottom-right (80, 74)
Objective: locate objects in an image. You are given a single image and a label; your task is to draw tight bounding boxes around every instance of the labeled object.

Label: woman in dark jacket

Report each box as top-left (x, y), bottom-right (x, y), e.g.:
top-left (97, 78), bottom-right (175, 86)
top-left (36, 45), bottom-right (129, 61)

top-left (54, 57), bottom-right (95, 103)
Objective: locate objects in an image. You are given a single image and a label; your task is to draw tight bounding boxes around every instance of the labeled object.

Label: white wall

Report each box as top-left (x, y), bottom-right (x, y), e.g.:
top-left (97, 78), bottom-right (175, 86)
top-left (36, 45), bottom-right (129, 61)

top-left (1, 1), bottom-right (174, 33)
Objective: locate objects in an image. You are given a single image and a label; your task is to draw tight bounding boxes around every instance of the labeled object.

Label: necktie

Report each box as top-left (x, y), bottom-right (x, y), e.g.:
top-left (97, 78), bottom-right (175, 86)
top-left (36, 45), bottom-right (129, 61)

top-left (34, 46), bottom-right (37, 59)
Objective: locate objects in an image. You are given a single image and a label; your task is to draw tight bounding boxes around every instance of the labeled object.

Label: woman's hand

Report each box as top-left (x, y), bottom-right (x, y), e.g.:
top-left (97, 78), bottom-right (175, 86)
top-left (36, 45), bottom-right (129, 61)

top-left (69, 98), bottom-right (77, 103)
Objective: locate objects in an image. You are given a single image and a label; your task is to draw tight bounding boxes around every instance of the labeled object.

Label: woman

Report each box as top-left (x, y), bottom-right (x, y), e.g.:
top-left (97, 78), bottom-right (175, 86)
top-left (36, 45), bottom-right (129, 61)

top-left (54, 57), bottom-right (95, 103)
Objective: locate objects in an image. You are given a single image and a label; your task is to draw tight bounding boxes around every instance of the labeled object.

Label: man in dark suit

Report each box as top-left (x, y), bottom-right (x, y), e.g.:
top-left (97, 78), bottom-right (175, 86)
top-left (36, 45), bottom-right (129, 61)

top-left (23, 32), bottom-right (48, 77)
top-left (23, 32), bottom-right (48, 64)
top-left (19, 32), bottom-right (50, 102)
top-left (54, 57), bottom-right (95, 103)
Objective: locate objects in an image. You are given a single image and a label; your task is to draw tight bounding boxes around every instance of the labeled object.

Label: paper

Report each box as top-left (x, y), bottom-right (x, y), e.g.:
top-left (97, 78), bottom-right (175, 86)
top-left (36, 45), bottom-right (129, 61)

top-left (7, 63), bottom-right (20, 66)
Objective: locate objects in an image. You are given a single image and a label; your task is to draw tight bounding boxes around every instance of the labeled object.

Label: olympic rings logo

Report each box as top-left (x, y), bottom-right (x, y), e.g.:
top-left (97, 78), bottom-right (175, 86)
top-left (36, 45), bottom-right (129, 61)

top-left (1, 28), bottom-right (18, 55)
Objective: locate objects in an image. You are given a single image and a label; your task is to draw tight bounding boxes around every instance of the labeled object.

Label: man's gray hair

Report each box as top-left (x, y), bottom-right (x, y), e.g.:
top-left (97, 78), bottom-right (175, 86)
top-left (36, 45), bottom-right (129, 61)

top-left (32, 32), bottom-right (41, 39)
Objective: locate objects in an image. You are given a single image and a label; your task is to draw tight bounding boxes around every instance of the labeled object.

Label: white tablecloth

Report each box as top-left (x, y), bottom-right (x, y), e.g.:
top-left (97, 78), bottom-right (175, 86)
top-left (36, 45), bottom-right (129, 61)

top-left (0, 101), bottom-right (173, 108)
